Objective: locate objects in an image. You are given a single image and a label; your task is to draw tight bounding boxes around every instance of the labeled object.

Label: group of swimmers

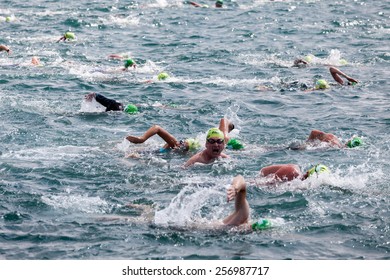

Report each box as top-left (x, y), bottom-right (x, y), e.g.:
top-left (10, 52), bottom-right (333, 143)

top-left (2, 25), bottom-right (363, 233)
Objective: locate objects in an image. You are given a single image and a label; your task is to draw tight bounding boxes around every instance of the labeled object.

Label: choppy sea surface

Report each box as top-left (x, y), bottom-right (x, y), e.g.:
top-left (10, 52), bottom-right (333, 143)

top-left (0, 0), bottom-right (389, 260)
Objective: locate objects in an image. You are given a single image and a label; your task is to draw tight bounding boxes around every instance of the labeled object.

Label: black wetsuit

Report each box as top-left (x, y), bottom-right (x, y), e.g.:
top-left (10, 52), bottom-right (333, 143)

top-left (95, 94), bottom-right (123, 111)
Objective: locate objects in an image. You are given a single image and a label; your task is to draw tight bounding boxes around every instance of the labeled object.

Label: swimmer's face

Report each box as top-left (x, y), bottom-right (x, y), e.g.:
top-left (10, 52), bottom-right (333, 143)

top-left (206, 137), bottom-right (225, 155)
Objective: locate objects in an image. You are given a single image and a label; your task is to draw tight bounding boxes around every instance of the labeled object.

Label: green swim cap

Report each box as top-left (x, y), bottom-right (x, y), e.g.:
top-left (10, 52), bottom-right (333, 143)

top-left (124, 59), bottom-right (135, 68)
top-left (315, 79), bottom-right (330, 90)
top-left (307, 164), bottom-right (330, 177)
top-left (206, 128), bottom-right (224, 140)
top-left (227, 138), bottom-right (244, 150)
top-left (157, 72), bottom-right (169, 81)
top-left (346, 137), bottom-right (363, 148)
top-left (124, 104), bottom-right (138, 114)
top-left (216, 0), bottom-right (224, 4)
top-left (64, 32), bottom-right (75, 40)
top-left (252, 219), bottom-right (271, 231)
top-left (186, 138), bottom-right (201, 151)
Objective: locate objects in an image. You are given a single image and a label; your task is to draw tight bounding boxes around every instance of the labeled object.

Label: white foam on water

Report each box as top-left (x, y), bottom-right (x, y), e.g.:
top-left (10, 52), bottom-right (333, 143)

top-left (42, 193), bottom-right (110, 214)
top-left (154, 180), bottom-right (229, 227)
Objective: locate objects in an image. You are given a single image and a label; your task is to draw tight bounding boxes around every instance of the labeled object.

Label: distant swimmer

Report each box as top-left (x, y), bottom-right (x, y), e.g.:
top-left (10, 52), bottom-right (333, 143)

top-left (31, 56), bottom-right (42, 66)
top-left (84, 92), bottom-right (138, 114)
top-left (0, 44), bottom-right (12, 55)
top-left (304, 67), bottom-right (358, 91)
top-left (184, 127), bottom-right (229, 168)
top-left (57, 32), bottom-right (76, 43)
top-left (126, 125), bottom-right (201, 153)
top-left (188, 0), bottom-right (223, 8)
top-left (144, 72), bottom-right (170, 83)
top-left (258, 163), bottom-right (330, 185)
top-left (108, 55), bottom-right (137, 71)
top-left (293, 54), bottom-right (348, 68)
top-left (288, 129), bottom-right (363, 150)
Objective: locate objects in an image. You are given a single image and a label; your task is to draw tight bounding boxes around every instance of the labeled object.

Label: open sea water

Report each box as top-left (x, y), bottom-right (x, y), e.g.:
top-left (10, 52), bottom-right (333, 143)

top-left (0, 0), bottom-right (389, 260)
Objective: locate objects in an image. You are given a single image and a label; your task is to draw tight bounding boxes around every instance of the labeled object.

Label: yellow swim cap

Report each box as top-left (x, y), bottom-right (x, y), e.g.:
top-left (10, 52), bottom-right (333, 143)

top-left (206, 128), bottom-right (224, 140)
top-left (157, 72), bottom-right (169, 81)
top-left (315, 79), bottom-right (330, 90)
top-left (64, 32), bottom-right (75, 40)
top-left (307, 164), bottom-right (330, 177)
top-left (304, 55), bottom-right (313, 63)
top-left (186, 138), bottom-right (201, 151)
top-left (339, 59), bottom-right (348, 65)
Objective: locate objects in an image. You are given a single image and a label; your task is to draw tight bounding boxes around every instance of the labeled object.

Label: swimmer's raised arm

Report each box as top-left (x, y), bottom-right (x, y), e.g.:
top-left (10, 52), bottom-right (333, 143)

top-left (223, 175), bottom-right (250, 226)
top-left (329, 66), bottom-right (358, 85)
top-left (218, 117), bottom-right (234, 144)
top-left (0, 45), bottom-right (11, 55)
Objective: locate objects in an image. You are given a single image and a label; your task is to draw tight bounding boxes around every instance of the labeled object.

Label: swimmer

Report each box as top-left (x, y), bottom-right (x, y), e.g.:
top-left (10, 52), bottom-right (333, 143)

top-left (31, 56), bottom-right (42, 66)
top-left (126, 125), bottom-right (201, 153)
top-left (104, 174), bottom-right (270, 232)
top-left (258, 163), bottom-right (330, 184)
top-left (0, 45), bottom-right (12, 55)
top-left (108, 55), bottom-right (137, 70)
top-left (126, 117), bottom-right (238, 154)
top-left (122, 58), bottom-right (137, 71)
top-left (293, 58), bottom-right (310, 67)
top-left (144, 72), bottom-right (170, 83)
top-left (288, 129), bottom-right (363, 150)
top-left (305, 67), bottom-right (358, 91)
top-left (84, 92), bottom-right (138, 114)
top-left (188, 0), bottom-right (223, 8)
top-left (184, 127), bottom-right (229, 168)
top-left (57, 32), bottom-right (76, 43)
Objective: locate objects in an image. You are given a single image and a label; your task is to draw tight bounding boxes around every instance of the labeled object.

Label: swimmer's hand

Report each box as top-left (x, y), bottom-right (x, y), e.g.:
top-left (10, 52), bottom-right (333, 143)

top-left (227, 186), bottom-right (237, 202)
top-left (84, 92), bottom-right (96, 102)
top-left (347, 77), bottom-right (358, 84)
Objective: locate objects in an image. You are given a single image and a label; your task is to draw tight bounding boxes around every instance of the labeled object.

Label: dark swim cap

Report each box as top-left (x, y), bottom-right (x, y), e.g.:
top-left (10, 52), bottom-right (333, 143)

top-left (346, 137), bottom-right (363, 148)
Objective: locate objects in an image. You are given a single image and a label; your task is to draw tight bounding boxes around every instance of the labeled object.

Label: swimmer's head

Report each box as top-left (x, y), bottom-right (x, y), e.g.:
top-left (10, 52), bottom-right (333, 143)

top-left (251, 219), bottom-right (271, 231)
top-left (5, 16), bottom-right (11, 22)
top-left (307, 164), bottom-right (330, 177)
top-left (157, 72), bottom-right (169, 81)
top-left (315, 79), bottom-right (330, 90)
top-left (124, 104), bottom-right (138, 114)
top-left (124, 59), bottom-right (135, 68)
top-left (185, 138), bottom-right (201, 151)
top-left (216, 0), bottom-right (223, 7)
top-left (31, 56), bottom-right (41, 66)
top-left (64, 32), bottom-right (75, 40)
top-left (206, 128), bottom-right (224, 140)
top-left (227, 138), bottom-right (244, 150)
top-left (346, 137), bottom-right (363, 148)
top-left (339, 59), bottom-right (348, 65)
top-left (304, 55), bottom-right (313, 63)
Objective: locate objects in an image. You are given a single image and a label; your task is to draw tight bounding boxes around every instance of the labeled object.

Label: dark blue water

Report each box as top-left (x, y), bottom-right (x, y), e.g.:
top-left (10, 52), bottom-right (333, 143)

top-left (0, 0), bottom-right (389, 260)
